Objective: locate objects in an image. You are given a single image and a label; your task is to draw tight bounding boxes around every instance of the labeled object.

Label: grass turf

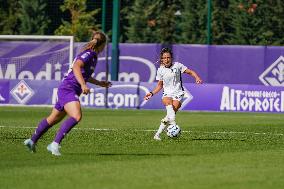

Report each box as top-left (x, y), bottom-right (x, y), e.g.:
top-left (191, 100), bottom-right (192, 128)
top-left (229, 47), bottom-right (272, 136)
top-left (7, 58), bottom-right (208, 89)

top-left (0, 106), bottom-right (284, 189)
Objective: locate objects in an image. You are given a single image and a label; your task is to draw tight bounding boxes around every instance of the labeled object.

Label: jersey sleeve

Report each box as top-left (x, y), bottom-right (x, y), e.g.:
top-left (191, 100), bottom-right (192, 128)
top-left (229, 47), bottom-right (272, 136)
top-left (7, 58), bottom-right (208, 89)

top-left (156, 68), bottom-right (163, 81)
top-left (177, 62), bottom-right (188, 73)
top-left (77, 51), bottom-right (92, 63)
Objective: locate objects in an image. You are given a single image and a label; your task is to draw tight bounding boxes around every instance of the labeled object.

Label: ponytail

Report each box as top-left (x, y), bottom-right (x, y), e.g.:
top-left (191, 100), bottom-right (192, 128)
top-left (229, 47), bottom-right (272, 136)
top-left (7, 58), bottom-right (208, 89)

top-left (81, 31), bottom-right (107, 53)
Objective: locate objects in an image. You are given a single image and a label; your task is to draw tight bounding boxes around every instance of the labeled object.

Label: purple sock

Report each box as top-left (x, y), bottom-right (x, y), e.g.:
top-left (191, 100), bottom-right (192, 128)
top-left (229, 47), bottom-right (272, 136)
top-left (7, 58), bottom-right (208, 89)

top-left (31, 119), bottom-right (52, 143)
top-left (54, 117), bottom-right (78, 144)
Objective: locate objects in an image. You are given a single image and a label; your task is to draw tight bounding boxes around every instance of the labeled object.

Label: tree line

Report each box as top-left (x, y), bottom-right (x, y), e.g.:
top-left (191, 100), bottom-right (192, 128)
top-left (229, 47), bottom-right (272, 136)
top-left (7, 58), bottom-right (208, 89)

top-left (0, 0), bottom-right (284, 45)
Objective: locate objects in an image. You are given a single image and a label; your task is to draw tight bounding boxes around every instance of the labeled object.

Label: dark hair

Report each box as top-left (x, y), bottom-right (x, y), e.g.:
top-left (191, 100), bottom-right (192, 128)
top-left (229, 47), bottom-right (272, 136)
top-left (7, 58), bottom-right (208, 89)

top-left (160, 47), bottom-right (173, 64)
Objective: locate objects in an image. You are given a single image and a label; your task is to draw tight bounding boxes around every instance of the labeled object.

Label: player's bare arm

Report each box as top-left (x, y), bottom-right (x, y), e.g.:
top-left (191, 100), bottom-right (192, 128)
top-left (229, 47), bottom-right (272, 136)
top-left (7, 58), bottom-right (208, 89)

top-left (73, 59), bottom-right (90, 94)
top-left (144, 80), bottom-right (163, 100)
top-left (184, 68), bottom-right (203, 84)
top-left (88, 77), bottom-right (112, 88)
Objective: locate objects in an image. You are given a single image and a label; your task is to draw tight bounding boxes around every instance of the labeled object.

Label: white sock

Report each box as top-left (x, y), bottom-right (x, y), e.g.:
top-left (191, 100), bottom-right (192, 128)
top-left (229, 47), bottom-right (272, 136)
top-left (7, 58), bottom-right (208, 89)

top-left (166, 105), bottom-right (176, 125)
top-left (156, 123), bottom-right (166, 136)
top-left (161, 116), bottom-right (169, 123)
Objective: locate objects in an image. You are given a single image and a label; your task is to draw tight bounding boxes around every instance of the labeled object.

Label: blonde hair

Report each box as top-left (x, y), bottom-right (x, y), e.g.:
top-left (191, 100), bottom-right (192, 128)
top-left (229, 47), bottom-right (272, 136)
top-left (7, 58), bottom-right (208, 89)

top-left (81, 31), bottom-right (107, 53)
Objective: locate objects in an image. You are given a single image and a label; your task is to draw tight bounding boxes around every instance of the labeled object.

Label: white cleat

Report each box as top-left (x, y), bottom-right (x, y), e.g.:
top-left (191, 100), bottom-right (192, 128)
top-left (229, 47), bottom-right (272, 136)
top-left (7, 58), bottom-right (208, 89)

top-left (24, 139), bottom-right (36, 153)
top-left (47, 142), bottom-right (61, 156)
top-left (154, 134), bottom-right (162, 141)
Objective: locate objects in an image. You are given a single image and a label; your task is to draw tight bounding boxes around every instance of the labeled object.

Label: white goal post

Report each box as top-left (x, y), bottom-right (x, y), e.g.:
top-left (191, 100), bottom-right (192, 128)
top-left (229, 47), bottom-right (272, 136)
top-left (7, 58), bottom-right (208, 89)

top-left (0, 35), bottom-right (74, 66)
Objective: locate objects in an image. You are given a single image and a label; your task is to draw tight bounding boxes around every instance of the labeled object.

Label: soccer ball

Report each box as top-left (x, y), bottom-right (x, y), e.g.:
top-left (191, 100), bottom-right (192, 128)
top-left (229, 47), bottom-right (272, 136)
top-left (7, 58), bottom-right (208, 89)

top-left (166, 124), bottom-right (181, 138)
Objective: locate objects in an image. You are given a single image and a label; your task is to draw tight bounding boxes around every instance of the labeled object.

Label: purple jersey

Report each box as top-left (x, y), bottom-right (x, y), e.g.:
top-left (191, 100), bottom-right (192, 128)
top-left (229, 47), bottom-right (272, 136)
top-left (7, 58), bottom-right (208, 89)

top-left (54, 49), bottom-right (97, 111)
top-left (61, 49), bottom-right (97, 92)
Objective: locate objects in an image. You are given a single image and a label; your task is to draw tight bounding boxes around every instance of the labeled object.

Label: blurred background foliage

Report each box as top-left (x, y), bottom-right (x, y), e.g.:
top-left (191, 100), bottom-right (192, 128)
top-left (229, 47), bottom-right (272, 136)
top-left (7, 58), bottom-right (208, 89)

top-left (0, 0), bottom-right (283, 44)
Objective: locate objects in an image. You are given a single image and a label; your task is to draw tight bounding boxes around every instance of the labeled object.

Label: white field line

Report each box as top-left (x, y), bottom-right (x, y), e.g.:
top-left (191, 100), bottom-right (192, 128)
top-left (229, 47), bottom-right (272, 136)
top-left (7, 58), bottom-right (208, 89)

top-left (0, 125), bottom-right (283, 136)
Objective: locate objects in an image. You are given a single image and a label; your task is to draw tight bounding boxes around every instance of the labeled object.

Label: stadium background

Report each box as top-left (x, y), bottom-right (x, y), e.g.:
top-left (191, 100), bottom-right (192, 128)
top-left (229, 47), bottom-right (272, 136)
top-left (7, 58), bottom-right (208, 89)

top-left (0, 0), bottom-right (284, 113)
top-left (1, 1), bottom-right (284, 189)
top-left (1, 0), bottom-right (284, 44)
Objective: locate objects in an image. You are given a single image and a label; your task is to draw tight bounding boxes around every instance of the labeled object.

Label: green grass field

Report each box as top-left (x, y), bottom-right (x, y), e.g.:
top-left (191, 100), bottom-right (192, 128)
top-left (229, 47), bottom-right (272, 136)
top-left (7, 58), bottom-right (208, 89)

top-left (0, 106), bottom-right (284, 189)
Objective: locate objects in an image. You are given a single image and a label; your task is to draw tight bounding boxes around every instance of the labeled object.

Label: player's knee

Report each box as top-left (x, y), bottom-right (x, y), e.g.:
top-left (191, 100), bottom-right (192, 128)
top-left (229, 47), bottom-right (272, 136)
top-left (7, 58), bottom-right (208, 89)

top-left (73, 114), bottom-right (82, 122)
top-left (46, 117), bottom-right (57, 126)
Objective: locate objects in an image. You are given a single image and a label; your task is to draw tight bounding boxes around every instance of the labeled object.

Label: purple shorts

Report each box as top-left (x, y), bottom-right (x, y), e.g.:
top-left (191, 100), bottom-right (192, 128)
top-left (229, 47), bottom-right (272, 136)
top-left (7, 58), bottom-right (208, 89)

top-left (54, 87), bottom-right (81, 112)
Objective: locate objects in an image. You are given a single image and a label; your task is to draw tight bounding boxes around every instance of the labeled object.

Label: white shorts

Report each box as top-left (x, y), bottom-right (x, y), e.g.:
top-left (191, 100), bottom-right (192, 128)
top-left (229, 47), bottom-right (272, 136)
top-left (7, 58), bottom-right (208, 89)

top-left (162, 91), bottom-right (185, 102)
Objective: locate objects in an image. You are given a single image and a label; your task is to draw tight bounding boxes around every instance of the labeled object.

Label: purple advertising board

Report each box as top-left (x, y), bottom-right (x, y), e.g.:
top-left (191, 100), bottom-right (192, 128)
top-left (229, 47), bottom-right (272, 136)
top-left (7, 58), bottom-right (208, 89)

top-left (1, 79), bottom-right (283, 113)
top-left (1, 42), bottom-right (284, 87)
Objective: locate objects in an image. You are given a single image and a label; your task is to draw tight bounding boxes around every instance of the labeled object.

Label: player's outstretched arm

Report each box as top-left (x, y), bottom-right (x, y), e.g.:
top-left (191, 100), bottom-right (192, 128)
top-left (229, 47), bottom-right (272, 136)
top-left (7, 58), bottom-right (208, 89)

top-left (144, 81), bottom-right (163, 100)
top-left (184, 69), bottom-right (203, 84)
top-left (88, 78), bottom-right (112, 88)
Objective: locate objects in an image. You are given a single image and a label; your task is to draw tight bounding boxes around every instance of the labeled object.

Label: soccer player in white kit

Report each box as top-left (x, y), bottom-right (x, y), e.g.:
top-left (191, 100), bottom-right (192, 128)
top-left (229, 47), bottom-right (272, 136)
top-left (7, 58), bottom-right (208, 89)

top-left (144, 48), bottom-right (202, 140)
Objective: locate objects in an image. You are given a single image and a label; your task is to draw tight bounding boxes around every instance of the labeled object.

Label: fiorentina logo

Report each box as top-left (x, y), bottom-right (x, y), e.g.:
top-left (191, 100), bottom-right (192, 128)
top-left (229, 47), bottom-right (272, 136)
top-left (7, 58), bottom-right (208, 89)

top-left (259, 56), bottom-right (284, 86)
top-left (10, 80), bottom-right (34, 104)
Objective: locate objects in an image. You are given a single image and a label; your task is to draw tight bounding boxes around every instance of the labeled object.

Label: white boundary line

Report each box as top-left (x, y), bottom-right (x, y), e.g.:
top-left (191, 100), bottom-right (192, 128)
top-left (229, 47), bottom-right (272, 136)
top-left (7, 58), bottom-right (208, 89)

top-left (0, 125), bottom-right (283, 136)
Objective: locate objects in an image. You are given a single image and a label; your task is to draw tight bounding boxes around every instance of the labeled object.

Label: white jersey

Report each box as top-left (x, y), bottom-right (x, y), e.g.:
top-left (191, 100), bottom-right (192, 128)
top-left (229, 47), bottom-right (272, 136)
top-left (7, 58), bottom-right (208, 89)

top-left (156, 62), bottom-right (188, 95)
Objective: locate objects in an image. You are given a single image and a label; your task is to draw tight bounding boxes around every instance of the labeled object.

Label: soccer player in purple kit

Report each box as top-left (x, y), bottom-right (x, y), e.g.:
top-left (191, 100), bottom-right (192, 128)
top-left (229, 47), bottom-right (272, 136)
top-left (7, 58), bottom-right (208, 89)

top-left (24, 31), bottom-right (111, 156)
